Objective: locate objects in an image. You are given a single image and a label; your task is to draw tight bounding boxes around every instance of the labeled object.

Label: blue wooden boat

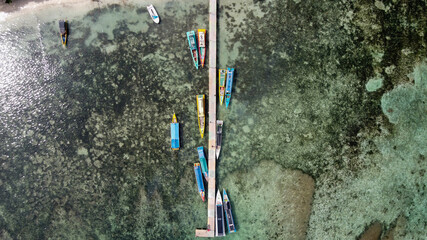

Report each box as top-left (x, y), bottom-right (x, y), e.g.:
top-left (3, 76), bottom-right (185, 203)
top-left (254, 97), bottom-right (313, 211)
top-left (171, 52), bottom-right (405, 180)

top-left (186, 31), bottom-right (199, 69)
top-left (194, 163), bottom-right (205, 202)
top-left (225, 68), bottom-right (234, 108)
top-left (223, 189), bottom-right (236, 233)
top-left (197, 147), bottom-right (208, 181)
top-left (170, 114), bottom-right (179, 150)
top-left (216, 190), bottom-right (226, 237)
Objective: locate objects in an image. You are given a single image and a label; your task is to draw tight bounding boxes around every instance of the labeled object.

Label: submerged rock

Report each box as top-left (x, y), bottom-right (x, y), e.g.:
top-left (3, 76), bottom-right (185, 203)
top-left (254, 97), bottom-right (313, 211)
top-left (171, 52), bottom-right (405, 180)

top-left (222, 161), bottom-right (314, 239)
top-left (359, 222), bottom-right (382, 240)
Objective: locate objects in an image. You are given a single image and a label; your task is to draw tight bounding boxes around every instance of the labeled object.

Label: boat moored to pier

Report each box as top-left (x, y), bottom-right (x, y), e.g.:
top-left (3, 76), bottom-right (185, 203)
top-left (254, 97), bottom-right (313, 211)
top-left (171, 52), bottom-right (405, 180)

top-left (216, 120), bottom-right (223, 159)
top-left (223, 189), bottom-right (236, 233)
top-left (196, 95), bottom-right (205, 138)
top-left (194, 163), bottom-right (206, 202)
top-left (197, 147), bottom-right (208, 181)
top-left (218, 69), bottom-right (227, 105)
top-left (170, 114), bottom-right (179, 150)
top-left (197, 29), bottom-right (206, 68)
top-left (225, 68), bottom-right (234, 108)
top-left (147, 4), bottom-right (160, 23)
top-left (187, 31), bottom-right (199, 69)
top-left (216, 190), bottom-right (226, 237)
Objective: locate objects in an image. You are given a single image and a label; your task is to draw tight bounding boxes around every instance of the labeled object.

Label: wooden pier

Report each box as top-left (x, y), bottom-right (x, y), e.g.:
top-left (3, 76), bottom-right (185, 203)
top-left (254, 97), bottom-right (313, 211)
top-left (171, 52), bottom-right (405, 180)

top-left (195, 0), bottom-right (217, 237)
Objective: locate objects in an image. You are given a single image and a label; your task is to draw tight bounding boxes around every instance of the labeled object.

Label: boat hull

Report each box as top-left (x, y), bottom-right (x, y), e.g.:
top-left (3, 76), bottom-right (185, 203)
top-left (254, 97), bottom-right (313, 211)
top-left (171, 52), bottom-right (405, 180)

top-left (197, 29), bottom-right (206, 68)
top-left (171, 114), bottom-right (179, 150)
top-left (196, 95), bottom-right (205, 138)
top-left (194, 163), bottom-right (205, 202)
top-left (197, 147), bottom-right (208, 181)
top-left (219, 69), bottom-right (227, 105)
top-left (186, 31), bottom-right (199, 69)
top-left (225, 68), bottom-right (234, 108)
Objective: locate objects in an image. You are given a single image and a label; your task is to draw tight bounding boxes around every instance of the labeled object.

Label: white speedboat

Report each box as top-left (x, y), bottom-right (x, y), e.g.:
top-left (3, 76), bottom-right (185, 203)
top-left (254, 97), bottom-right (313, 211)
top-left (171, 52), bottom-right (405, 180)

top-left (147, 4), bottom-right (160, 24)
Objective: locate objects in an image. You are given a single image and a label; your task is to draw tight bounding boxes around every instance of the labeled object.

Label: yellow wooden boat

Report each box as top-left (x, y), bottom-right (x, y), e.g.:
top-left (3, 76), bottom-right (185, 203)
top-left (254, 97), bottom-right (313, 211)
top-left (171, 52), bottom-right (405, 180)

top-left (219, 69), bottom-right (227, 105)
top-left (196, 95), bottom-right (205, 138)
top-left (59, 20), bottom-right (68, 46)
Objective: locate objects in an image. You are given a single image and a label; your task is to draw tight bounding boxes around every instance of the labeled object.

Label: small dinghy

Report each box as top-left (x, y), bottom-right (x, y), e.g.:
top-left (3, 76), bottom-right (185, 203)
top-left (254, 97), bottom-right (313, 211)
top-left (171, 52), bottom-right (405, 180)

top-left (147, 4), bottom-right (160, 24)
top-left (58, 20), bottom-right (68, 46)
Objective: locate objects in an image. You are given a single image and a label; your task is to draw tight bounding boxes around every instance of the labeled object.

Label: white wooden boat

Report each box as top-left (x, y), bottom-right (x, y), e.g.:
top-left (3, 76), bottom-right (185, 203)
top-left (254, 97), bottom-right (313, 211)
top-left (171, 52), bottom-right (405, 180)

top-left (216, 120), bottom-right (223, 159)
top-left (215, 190), bottom-right (226, 237)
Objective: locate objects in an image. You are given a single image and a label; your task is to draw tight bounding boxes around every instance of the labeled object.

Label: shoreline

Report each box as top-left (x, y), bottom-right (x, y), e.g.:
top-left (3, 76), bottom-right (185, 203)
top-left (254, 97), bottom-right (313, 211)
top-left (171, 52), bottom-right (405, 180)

top-left (0, 0), bottom-right (174, 22)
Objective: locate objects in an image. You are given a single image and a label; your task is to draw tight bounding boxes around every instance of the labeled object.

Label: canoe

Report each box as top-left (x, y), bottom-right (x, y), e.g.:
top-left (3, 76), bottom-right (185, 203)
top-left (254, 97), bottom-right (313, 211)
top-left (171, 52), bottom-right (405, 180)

top-left (225, 68), bottom-right (234, 108)
top-left (196, 95), bottom-right (205, 138)
top-left (216, 189), bottom-right (226, 237)
top-left (197, 29), bottom-right (206, 68)
top-left (59, 20), bottom-right (68, 46)
top-left (194, 163), bottom-right (205, 202)
top-left (216, 120), bottom-right (223, 159)
top-left (170, 114), bottom-right (179, 150)
top-left (197, 146), bottom-right (208, 181)
top-left (187, 31), bottom-right (199, 69)
top-left (223, 189), bottom-right (236, 233)
top-left (147, 4), bottom-right (160, 23)
top-left (218, 69), bottom-right (227, 105)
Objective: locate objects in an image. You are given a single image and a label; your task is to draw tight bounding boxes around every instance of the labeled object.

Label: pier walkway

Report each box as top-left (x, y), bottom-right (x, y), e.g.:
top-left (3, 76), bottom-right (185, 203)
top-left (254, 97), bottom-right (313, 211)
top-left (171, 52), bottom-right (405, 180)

top-left (195, 0), bottom-right (216, 237)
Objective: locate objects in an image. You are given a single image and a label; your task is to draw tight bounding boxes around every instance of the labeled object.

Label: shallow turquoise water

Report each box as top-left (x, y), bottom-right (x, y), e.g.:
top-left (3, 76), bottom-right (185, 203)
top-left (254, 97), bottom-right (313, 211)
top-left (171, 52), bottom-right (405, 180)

top-left (0, 0), bottom-right (426, 239)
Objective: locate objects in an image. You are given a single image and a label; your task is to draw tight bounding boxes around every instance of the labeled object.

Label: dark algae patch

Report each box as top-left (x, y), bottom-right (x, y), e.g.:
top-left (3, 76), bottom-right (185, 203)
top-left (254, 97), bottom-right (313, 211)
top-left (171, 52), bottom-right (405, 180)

top-left (0, 0), bottom-right (426, 239)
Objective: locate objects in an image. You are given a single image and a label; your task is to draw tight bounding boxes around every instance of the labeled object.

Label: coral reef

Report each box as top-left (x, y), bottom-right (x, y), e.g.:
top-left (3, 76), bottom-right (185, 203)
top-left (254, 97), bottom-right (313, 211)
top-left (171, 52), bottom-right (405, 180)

top-left (0, 0), bottom-right (425, 239)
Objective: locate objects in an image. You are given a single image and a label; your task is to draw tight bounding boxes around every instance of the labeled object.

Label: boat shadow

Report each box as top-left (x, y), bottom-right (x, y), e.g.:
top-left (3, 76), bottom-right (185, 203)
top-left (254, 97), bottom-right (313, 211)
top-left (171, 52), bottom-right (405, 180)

top-left (228, 190), bottom-right (240, 234)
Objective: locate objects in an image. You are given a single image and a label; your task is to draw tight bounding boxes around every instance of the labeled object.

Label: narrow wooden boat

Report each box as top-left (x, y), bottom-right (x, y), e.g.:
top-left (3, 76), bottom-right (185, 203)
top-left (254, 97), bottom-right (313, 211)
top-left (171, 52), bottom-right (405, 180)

top-left (194, 163), bottom-right (205, 202)
top-left (223, 189), bottom-right (236, 233)
top-left (170, 114), bottom-right (179, 150)
top-left (147, 4), bottom-right (160, 24)
top-left (187, 31), bottom-right (199, 69)
top-left (197, 29), bottom-right (206, 68)
top-left (225, 68), bottom-right (234, 108)
top-left (59, 20), bottom-right (68, 46)
top-left (196, 95), bottom-right (205, 138)
top-left (197, 146), bottom-right (208, 181)
top-left (216, 120), bottom-right (223, 159)
top-left (218, 69), bottom-right (227, 105)
top-left (216, 189), bottom-right (226, 237)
